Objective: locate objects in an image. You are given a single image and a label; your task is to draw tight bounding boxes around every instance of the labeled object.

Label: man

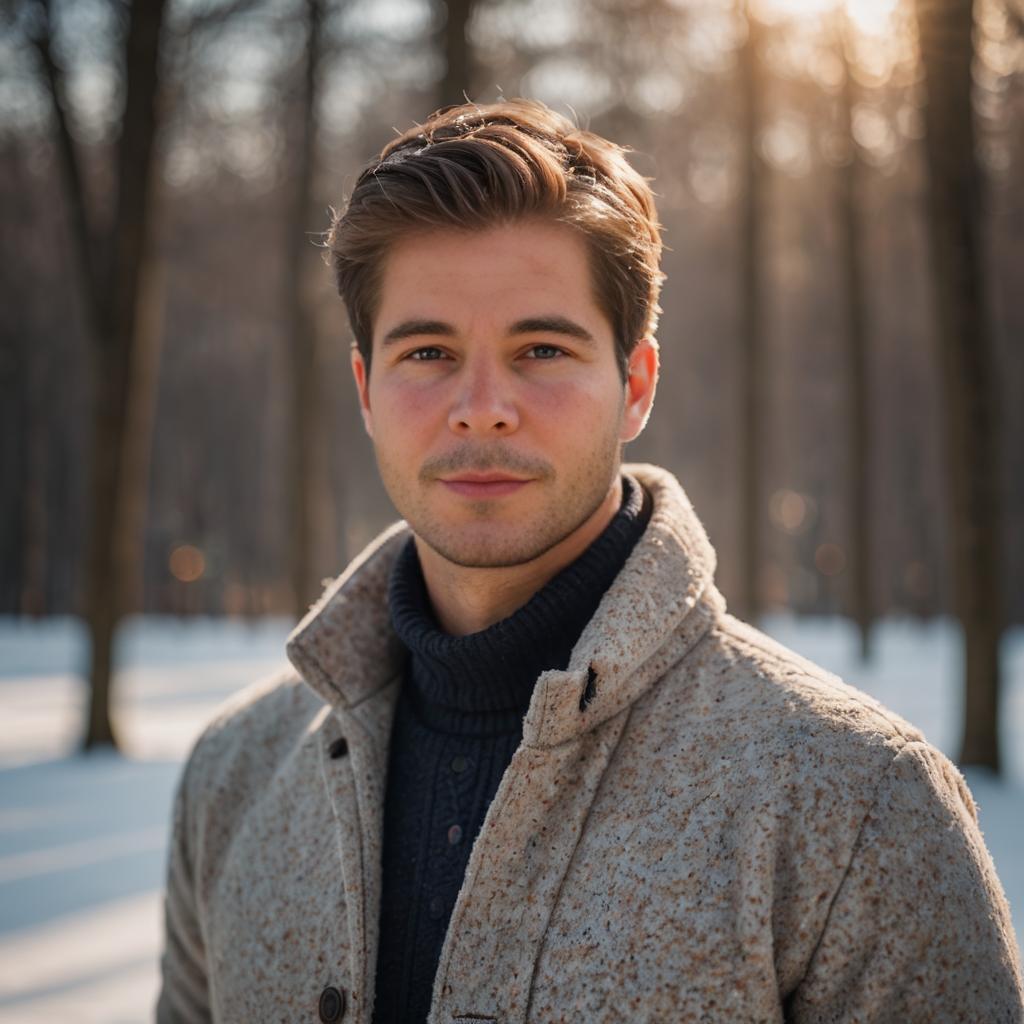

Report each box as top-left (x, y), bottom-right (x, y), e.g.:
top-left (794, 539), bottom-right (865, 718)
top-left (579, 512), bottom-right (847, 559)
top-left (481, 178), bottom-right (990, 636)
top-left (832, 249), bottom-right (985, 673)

top-left (157, 100), bottom-right (1023, 1023)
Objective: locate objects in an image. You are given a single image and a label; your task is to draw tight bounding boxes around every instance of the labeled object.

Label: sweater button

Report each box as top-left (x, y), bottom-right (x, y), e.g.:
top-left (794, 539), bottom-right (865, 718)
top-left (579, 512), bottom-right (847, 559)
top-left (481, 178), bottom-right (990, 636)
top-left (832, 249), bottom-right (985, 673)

top-left (328, 737), bottom-right (348, 759)
top-left (447, 824), bottom-right (463, 845)
top-left (450, 755), bottom-right (469, 773)
top-left (428, 895), bottom-right (445, 920)
top-left (318, 985), bottom-right (346, 1021)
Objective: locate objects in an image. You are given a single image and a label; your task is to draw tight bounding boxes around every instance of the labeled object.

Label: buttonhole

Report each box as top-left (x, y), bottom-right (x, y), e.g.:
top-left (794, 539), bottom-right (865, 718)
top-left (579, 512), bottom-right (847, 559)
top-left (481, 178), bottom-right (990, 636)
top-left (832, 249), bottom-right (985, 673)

top-left (579, 666), bottom-right (598, 711)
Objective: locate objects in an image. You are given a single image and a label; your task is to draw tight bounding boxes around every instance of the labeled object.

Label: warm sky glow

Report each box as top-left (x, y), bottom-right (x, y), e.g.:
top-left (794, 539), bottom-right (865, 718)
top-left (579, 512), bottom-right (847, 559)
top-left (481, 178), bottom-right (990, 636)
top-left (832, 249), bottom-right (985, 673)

top-left (754, 0), bottom-right (900, 35)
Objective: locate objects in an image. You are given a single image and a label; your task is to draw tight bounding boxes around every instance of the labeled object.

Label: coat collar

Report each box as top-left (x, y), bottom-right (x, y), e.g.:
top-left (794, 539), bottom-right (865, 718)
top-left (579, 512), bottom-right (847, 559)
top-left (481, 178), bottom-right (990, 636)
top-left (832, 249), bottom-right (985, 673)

top-left (286, 462), bottom-right (724, 749)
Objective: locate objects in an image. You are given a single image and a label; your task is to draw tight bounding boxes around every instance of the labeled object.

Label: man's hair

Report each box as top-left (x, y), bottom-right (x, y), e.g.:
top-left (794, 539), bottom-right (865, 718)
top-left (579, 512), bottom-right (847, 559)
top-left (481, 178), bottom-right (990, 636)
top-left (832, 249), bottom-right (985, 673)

top-left (325, 99), bottom-right (664, 377)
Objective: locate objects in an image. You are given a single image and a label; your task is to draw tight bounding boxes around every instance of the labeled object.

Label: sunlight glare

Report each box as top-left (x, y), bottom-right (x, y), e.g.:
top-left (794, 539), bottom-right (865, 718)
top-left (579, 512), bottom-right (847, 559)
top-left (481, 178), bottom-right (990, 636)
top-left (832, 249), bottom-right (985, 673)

top-left (754, 0), bottom-right (900, 35)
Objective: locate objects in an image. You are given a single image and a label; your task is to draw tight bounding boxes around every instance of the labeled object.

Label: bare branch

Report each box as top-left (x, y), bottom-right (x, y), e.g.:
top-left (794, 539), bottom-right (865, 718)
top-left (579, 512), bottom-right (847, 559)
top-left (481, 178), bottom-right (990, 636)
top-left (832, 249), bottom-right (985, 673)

top-left (28, 0), bottom-right (104, 339)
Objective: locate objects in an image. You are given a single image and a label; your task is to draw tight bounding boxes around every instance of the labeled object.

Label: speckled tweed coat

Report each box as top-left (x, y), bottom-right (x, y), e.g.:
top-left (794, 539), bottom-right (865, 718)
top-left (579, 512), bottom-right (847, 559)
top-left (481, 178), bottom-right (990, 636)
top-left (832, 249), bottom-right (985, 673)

top-left (157, 464), bottom-right (1023, 1024)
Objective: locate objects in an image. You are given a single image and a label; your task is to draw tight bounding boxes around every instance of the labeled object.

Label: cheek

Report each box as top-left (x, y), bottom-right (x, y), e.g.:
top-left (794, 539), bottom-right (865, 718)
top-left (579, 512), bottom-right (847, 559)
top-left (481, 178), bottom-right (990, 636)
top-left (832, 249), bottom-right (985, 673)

top-left (529, 375), bottom-right (623, 428)
top-left (531, 370), bottom-right (610, 403)
top-left (370, 379), bottom-right (443, 435)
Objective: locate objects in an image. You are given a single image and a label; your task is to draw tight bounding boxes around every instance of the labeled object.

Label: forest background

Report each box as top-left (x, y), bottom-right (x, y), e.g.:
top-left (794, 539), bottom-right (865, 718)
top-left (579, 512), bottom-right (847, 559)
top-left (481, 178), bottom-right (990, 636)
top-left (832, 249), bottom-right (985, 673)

top-left (0, 0), bottom-right (1021, 769)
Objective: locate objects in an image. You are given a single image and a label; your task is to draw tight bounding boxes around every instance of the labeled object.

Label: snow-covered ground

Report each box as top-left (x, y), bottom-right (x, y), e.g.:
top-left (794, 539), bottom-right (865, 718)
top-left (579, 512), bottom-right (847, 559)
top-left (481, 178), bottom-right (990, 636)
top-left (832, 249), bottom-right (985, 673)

top-left (1, 614), bottom-right (1021, 1021)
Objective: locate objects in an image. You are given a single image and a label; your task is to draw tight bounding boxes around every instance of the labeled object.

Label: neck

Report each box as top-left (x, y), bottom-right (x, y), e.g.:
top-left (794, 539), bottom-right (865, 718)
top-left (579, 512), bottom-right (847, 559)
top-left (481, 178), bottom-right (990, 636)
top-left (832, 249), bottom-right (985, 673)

top-left (414, 477), bottom-right (623, 636)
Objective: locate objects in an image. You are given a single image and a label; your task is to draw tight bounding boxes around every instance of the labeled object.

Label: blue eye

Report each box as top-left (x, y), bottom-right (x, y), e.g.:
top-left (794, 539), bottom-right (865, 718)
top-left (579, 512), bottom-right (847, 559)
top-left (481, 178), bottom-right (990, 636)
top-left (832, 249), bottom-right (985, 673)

top-left (527, 345), bottom-right (564, 360)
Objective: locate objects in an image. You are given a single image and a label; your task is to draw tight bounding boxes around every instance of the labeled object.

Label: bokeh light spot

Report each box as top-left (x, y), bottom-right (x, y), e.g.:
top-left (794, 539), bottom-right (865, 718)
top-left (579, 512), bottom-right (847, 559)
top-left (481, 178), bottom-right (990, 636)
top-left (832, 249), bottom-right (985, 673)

top-left (815, 543), bottom-right (846, 576)
top-left (770, 489), bottom-right (813, 533)
top-left (169, 544), bottom-right (205, 583)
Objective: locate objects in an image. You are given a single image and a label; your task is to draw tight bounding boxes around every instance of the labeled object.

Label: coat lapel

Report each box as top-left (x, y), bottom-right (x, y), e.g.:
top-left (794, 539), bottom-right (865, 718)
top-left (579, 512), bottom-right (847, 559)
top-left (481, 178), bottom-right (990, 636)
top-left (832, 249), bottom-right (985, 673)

top-left (315, 681), bottom-right (401, 1024)
top-left (289, 521), bottom-right (410, 1023)
top-left (429, 705), bottom-right (633, 1024)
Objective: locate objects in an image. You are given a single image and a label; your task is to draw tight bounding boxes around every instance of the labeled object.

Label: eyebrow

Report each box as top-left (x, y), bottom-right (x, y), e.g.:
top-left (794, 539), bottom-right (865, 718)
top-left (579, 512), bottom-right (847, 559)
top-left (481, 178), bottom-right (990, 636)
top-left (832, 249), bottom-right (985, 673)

top-left (381, 319), bottom-right (455, 345)
top-left (381, 315), bottom-right (596, 347)
top-left (510, 316), bottom-right (595, 345)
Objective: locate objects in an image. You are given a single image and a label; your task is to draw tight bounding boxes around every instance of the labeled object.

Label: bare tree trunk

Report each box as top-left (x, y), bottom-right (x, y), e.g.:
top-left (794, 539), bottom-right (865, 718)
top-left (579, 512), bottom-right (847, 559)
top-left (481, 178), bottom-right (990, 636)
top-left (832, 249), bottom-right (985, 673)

top-left (21, 332), bottom-right (49, 617)
top-left (736, 0), bottom-right (767, 623)
top-left (5, 146), bottom-right (47, 615)
top-left (437, 0), bottom-right (478, 109)
top-left (35, 0), bottom-right (169, 750)
top-left (836, 12), bottom-right (873, 661)
top-left (914, 0), bottom-right (1003, 771)
top-left (286, 0), bottom-right (325, 616)
top-left (118, 251), bottom-right (167, 616)
top-left (84, 0), bottom-right (169, 750)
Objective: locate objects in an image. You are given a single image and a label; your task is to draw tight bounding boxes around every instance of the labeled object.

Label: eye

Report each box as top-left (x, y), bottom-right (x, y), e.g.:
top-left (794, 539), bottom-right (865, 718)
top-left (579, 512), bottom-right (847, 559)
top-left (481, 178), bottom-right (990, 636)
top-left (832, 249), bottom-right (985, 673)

top-left (406, 346), bottom-right (448, 361)
top-left (524, 344), bottom-right (565, 360)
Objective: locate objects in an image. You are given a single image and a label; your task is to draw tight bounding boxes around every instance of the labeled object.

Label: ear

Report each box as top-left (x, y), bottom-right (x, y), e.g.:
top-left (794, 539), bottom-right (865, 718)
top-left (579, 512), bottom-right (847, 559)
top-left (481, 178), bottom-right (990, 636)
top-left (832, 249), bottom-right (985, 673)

top-left (350, 344), bottom-right (374, 438)
top-left (620, 337), bottom-right (659, 443)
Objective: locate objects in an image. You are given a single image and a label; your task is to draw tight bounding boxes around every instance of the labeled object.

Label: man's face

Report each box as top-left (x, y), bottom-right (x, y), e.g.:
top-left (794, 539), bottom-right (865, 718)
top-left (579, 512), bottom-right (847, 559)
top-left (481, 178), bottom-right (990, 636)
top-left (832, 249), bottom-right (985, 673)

top-left (351, 219), bottom-right (658, 569)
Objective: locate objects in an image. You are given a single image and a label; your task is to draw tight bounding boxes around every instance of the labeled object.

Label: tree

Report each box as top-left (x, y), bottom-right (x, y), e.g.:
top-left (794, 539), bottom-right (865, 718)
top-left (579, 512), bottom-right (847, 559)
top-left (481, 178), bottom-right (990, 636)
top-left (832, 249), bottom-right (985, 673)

top-left (32, 0), bottom-right (170, 750)
top-left (914, 0), bottom-right (1003, 770)
top-left (835, 8), bottom-right (873, 660)
top-left (736, 0), bottom-right (768, 623)
top-left (285, 0), bottom-right (328, 615)
top-left (437, 0), bottom-right (479, 108)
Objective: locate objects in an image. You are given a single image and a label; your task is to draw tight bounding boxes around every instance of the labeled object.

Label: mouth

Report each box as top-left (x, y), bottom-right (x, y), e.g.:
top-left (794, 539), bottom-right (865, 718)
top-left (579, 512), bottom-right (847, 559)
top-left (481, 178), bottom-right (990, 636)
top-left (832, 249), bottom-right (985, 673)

top-left (439, 473), bottom-right (533, 498)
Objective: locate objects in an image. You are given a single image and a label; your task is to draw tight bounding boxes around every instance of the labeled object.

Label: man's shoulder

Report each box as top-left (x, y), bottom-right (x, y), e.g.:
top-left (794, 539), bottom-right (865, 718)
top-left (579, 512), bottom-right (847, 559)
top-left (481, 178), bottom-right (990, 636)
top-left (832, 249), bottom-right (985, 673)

top-left (718, 613), bottom-right (918, 729)
top-left (181, 665), bottom-right (326, 786)
top-left (635, 610), bottom-right (985, 866)
top-left (656, 610), bottom-right (929, 775)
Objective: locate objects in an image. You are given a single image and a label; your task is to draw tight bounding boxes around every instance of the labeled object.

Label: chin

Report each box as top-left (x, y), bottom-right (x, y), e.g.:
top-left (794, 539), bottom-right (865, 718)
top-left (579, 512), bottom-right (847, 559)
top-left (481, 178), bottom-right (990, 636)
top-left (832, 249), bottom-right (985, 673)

top-left (418, 522), bottom-right (575, 570)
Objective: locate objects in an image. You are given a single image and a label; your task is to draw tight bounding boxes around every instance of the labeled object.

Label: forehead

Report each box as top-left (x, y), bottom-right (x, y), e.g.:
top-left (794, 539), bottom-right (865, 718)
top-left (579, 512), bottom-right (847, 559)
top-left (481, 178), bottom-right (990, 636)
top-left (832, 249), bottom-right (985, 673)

top-left (373, 220), bottom-right (608, 336)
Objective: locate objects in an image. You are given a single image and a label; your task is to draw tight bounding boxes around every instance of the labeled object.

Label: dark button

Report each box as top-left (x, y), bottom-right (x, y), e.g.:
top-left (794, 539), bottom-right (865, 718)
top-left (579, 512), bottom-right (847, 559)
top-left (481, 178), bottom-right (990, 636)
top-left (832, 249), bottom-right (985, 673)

top-left (450, 755), bottom-right (469, 773)
top-left (328, 737), bottom-right (348, 759)
top-left (428, 895), bottom-right (445, 920)
top-left (447, 824), bottom-right (463, 845)
top-left (318, 985), bottom-right (346, 1022)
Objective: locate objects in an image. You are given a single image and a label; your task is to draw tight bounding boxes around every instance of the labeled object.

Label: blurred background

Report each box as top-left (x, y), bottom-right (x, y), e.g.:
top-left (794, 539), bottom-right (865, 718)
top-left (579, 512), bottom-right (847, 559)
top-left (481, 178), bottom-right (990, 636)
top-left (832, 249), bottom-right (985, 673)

top-left (1, 0), bottom-right (1022, 1018)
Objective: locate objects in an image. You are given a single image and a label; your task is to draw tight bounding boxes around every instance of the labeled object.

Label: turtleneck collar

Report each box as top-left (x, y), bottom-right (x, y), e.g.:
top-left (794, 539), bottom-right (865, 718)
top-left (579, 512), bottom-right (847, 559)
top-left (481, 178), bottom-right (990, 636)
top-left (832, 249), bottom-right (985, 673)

top-left (387, 474), bottom-right (651, 729)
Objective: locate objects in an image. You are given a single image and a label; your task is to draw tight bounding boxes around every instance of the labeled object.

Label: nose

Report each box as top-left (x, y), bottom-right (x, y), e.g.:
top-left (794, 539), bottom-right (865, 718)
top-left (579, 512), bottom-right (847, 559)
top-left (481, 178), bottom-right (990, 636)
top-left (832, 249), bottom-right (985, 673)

top-left (447, 360), bottom-right (520, 436)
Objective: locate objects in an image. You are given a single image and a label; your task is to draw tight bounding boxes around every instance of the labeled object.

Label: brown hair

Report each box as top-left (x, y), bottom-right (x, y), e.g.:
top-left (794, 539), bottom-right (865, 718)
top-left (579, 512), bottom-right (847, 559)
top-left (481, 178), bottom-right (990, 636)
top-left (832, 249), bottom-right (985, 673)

top-left (325, 99), bottom-right (664, 378)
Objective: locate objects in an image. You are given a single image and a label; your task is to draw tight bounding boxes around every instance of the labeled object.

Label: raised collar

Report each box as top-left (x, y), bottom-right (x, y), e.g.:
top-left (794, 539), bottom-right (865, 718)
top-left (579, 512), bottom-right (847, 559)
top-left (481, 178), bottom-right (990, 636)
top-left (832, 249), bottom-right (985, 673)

top-left (286, 463), bottom-right (724, 749)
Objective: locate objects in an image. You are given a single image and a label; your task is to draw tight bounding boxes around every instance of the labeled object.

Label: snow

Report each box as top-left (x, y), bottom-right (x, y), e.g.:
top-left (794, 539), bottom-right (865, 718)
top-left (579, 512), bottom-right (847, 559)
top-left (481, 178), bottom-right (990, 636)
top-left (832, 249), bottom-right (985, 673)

top-left (1, 613), bottom-right (1021, 1021)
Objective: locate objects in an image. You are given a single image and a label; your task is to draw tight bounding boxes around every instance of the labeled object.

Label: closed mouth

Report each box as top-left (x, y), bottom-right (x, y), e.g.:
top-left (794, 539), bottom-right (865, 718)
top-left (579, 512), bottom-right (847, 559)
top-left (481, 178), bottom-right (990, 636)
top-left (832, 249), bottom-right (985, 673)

top-left (439, 475), bottom-right (534, 497)
top-left (441, 474), bottom-right (531, 484)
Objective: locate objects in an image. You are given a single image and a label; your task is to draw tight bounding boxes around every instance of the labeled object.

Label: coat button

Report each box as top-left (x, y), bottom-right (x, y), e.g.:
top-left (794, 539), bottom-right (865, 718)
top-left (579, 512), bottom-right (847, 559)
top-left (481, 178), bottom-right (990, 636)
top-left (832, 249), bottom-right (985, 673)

top-left (318, 985), bottom-right (346, 1021)
top-left (328, 737), bottom-right (348, 759)
top-left (450, 755), bottom-right (469, 773)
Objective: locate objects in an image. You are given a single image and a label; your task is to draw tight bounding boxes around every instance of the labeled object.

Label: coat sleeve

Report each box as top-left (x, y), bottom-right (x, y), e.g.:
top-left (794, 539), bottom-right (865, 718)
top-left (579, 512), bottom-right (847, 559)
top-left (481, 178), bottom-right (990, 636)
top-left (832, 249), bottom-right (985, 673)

top-left (788, 740), bottom-right (1024, 1023)
top-left (155, 756), bottom-right (212, 1023)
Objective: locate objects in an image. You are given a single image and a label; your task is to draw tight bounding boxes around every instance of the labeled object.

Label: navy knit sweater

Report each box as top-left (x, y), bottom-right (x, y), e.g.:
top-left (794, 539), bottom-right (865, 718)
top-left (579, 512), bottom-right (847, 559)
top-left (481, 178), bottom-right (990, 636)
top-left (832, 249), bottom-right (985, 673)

top-left (371, 475), bottom-right (650, 1023)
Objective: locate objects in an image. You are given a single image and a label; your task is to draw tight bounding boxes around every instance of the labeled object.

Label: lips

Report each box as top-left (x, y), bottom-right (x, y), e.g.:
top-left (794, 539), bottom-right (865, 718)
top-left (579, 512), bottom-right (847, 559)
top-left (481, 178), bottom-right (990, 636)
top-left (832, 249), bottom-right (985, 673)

top-left (440, 474), bottom-right (532, 498)
top-left (444, 473), bottom-right (529, 484)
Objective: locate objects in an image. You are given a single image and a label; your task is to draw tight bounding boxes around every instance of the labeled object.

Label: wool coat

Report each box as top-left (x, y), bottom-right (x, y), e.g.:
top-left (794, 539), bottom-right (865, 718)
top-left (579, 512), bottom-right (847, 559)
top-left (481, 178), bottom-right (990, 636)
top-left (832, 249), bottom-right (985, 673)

top-left (157, 463), bottom-right (1023, 1024)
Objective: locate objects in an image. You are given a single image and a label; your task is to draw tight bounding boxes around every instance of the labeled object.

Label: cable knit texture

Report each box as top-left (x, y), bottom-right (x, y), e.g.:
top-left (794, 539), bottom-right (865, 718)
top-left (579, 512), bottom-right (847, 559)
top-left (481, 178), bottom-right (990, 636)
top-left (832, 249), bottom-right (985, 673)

top-left (157, 464), bottom-right (1024, 1024)
top-left (373, 475), bottom-right (649, 1023)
